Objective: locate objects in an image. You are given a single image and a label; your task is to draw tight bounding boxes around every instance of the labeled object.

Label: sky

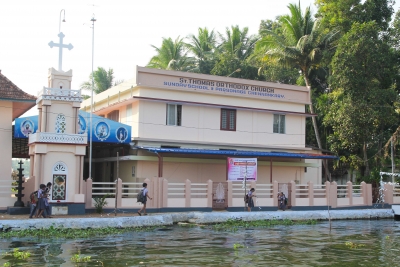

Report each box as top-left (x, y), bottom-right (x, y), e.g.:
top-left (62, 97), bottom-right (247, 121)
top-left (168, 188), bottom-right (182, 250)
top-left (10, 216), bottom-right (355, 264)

top-left (0, 0), bottom-right (398, 117)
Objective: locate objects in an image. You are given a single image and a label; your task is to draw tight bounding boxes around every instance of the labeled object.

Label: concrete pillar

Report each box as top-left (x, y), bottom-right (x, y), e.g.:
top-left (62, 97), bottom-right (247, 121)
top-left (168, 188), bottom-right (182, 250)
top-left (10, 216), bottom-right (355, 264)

top-left (347, 181), bottom-right (353, 206)
top-left (207, 180), bottom-right (213, 208)
top-left (227, 180), bottom-right (233, 207)
top-left (330, 181), bottom-right (338, 208)
top-left (384, 183), bottom-right (394, 204)
top-left (361, 182), bottom-right (367, 205)
top-left (308, 181), bottom-right (314, 206)
top-left (185, 179), bottom-right (191, 208)
top-left (290, 180), bottom-right (296, 207)
top-left (85, 178), bottom-right (92, 209)
top-left (162, 178), bottom-right (168, 208)
top-left (273, 180), bottom-right (279, 207)
top-left (325, 181), bottom-right (330, 207)
top-left (366, 184), bottom-right (372, 206)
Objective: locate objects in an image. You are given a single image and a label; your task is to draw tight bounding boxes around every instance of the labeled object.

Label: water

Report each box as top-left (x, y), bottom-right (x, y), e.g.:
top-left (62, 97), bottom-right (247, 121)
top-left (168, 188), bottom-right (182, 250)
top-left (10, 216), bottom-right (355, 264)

top-left (1, 220), bottom-right (400, 266)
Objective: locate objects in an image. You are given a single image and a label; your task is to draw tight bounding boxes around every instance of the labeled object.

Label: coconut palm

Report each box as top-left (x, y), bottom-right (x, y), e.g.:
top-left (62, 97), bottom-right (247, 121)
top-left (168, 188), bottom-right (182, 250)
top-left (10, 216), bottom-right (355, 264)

top-left (186, 27), bottom-right (217, 74)
top-left (80, 67), bottom-right (117, 94)
top-left (147, 36), bottom-right (194, 71)
top-left (211, 25), bottom-right (259, 79)
top-left (256, 2), bottom-right (338, 152)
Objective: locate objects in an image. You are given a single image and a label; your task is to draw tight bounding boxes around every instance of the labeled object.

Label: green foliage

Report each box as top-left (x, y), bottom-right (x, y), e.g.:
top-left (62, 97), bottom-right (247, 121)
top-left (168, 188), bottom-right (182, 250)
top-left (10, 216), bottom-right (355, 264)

top-left (0, 225), bottom-right (156, 239)
top-left (186, 27), bottom-right (217, 74)
top-left (93, 195), bottom-right (109, 214)
top-left (233, 243), bottom-right (245, 249)
top-left (80, 67), bottom-right (119, 94)
top-left (345, 241), bottom-right (366, 249)
top-left (147, 36), bottom-right (194, 71)
top-left (210, 218), bottom-right (317, 232)
top-left (71, 253), bottom-right (91, 263)
top-left (3, 248), bottom-right (31, 262)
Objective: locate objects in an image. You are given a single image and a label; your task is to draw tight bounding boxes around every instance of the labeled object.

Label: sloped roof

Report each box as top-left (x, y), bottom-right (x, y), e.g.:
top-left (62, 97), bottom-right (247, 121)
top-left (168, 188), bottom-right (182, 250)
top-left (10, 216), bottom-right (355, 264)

top-left (0, 71), bottom-right (36, 101)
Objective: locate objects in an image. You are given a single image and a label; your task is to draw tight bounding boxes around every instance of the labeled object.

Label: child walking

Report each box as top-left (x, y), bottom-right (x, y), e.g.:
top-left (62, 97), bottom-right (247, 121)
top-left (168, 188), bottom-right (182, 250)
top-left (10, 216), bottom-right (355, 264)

top-left (138, 183), bottom-right (152, 216)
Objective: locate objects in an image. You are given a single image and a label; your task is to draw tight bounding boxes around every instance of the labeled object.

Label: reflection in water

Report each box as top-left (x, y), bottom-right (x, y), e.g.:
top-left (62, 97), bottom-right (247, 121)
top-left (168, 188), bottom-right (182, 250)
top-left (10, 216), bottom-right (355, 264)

top-left (0, 220), bottom-right (400, 266)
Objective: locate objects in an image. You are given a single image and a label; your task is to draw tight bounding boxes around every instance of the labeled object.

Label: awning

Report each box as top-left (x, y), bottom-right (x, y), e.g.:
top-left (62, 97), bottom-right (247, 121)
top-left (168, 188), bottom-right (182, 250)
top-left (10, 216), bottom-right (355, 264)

top-left (139, 147), bottom-right (338, 160)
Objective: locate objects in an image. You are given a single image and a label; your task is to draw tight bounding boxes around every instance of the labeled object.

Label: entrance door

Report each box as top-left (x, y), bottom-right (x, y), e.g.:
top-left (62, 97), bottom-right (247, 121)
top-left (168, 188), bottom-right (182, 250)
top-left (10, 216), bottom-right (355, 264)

top-left (212, 182), bottom-right (228, 209)
top-left (278, 183), bottom-right (292, 208)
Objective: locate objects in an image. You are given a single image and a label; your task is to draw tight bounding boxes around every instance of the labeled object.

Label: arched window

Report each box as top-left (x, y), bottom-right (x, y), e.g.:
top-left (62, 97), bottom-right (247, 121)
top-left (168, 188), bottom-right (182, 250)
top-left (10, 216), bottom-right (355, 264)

top-left (55, 114), bottom-right (66, 133)
top-left (52, 161), bottom-right (67, 201)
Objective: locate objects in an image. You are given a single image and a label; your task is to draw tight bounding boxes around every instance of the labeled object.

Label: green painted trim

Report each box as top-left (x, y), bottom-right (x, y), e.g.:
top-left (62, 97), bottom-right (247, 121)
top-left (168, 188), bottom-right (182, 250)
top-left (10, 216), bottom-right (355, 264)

top-left (92, 155), bottom-right (319, 167)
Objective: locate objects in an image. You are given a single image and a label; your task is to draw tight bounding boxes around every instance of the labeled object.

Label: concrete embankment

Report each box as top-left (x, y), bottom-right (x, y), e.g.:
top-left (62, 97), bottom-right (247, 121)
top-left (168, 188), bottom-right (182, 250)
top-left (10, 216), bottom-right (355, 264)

top-left (0, 209), bottom-right (394, 231)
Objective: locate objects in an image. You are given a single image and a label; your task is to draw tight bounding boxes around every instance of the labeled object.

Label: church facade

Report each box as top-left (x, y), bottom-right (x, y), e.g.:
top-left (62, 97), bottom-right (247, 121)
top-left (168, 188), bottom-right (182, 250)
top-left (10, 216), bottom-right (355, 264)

top-left (81, 66), bottom-right (336, 186)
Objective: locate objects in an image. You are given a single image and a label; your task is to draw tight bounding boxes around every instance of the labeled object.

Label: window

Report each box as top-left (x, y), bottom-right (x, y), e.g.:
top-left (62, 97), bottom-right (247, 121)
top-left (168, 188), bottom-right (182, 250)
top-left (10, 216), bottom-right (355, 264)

top-left (221, 109), bottom-right (236, 131)
top-left (273, 114), bottom-right (285, 134)
top-left (55, 113), bottom-right (66, 133)
top-left (107, 110), bottom-right (119, 122)
top-left (166, 104), bottom-right (182, 126)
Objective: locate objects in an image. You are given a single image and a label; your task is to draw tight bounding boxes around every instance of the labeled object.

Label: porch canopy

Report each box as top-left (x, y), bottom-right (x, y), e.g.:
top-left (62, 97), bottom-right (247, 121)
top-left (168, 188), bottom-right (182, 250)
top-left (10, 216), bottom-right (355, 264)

top-left (138, 146), bottom-right (338, 179)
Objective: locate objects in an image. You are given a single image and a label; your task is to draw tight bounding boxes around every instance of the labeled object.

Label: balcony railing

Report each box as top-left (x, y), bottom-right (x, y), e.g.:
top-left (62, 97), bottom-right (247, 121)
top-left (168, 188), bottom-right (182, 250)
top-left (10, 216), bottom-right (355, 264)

top-left (29, 132), bottom-right (87, 144)
top-left (37, 87), bottom-right (82, 103)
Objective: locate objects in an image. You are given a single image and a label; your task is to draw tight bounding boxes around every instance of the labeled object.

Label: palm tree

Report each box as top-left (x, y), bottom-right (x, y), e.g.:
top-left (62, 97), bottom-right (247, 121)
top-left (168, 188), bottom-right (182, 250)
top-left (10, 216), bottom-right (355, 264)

top-left (186, 27), bottom-right (217, 74)
top-left (147, 36), bottom-right (193, 71)
top-left (211, 25), bottom-right (259, 79)
top-left (256, 3), bottom-right (338, 153)
top-left (80, 67), bottom-right (117, 94)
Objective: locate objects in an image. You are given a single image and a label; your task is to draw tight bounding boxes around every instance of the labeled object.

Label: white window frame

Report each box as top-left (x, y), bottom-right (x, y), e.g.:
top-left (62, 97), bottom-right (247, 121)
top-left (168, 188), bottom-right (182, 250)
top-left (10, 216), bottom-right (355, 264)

top-left (166, 104), bottom-right (182, 126)
top-left (273, 114), bottom-right (285, 134)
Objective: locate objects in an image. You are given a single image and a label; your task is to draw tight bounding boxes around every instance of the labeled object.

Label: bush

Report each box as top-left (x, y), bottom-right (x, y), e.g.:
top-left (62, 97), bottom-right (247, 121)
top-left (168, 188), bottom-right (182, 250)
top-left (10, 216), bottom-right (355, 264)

top-left (93, 195), bottom-right (109, 214)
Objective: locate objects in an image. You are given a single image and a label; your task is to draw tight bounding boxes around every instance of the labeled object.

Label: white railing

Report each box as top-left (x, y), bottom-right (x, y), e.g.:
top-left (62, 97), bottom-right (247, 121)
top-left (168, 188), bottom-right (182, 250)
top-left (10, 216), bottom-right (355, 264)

top-left (232, 182), bottom-right (251, 198)
top-left (313, 184), bottom-right (326, 198)
top-left (121, 182), bottom-right (142, 198)
top-left (295, 184), bottom-right (309, 198)
top-left (37, 87), bottom-right (82, 103)
top-left (394, 185), bottom-right (400, 197)
top-left (337, 185), bottom-right (348, 198)
top-left (168, 183), bottom-right (185, 198)
top-left (92, 182), bottom-right (116, 197)
top-left (0, 180), bottom-right (17, 196)
top-left (255, 184), bottom-right (273, 198)
top-left (352, 185), bottom-right (362, 197)
top-left (191, 183), bottom-right (208, 198)
top-left (29, 132), bottom-right (87, 144)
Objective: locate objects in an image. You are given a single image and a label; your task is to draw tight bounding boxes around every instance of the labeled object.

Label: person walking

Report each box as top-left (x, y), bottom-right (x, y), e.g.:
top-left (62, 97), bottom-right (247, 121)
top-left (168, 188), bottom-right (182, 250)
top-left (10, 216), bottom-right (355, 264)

top-left (35, 184), bottom-right (47, 218)
top-left (137, 183), bottom-right (152, 216)
top-left (44, 182), bottom-right (52, 218)
top-left (278, 192), bottom-right (286, 211)
top-left (247, 188), bottom-right (256, 212)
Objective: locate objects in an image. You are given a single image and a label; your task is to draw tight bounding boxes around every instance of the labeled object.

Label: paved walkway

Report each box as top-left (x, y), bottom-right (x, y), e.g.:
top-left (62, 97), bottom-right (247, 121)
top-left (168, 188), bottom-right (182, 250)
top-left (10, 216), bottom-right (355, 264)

top-left (0, 209), bottom-right (394, 231)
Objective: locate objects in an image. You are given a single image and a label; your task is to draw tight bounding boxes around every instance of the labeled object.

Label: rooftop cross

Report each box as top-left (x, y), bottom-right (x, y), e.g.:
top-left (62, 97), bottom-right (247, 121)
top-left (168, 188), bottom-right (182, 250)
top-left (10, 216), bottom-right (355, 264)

top-left (48, 32), bottom-right (73, 71)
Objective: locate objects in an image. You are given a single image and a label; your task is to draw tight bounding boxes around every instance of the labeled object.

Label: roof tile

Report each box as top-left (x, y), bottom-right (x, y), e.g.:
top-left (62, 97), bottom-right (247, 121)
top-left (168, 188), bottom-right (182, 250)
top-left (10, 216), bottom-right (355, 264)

top-left (0, 71), bottom-right (36, 101)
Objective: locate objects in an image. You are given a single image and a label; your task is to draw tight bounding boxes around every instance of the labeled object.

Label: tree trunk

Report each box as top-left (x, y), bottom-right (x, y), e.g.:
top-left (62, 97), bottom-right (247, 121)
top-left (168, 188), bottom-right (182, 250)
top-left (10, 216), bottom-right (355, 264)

top-left (304, 75), bottom-right (329, 180)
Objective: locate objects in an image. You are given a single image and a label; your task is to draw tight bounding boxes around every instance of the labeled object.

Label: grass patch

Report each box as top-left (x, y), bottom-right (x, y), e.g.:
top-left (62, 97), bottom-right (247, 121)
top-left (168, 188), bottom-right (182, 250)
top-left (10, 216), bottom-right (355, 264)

top-left (0, 225), bottom-right (157, 239)
top-left (209, 218), bottom-right (317, 231)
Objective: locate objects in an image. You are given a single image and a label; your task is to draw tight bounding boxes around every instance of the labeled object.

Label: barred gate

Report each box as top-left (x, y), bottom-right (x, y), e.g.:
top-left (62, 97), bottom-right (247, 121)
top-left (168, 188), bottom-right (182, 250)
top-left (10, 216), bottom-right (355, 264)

top-left (212, 182), bottom-right (228, 209)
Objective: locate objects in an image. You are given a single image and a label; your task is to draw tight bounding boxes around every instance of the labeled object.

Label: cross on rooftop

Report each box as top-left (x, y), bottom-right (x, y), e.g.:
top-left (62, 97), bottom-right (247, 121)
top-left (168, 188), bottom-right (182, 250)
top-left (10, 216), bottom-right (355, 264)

top-left (48, 32), bottom-right (73, 71)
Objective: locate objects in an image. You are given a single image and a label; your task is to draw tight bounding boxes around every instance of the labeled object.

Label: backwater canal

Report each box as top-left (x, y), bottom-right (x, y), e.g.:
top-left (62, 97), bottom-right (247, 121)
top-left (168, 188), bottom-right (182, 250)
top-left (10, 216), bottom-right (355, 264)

top-left (0, 219), bottom-right (399, 266)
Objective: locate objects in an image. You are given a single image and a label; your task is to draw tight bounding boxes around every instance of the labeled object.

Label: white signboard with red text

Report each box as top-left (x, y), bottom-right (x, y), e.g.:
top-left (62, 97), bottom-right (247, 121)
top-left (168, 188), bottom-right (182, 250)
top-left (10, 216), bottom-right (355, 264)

top-left (227, 158), bottom-right (257, 181)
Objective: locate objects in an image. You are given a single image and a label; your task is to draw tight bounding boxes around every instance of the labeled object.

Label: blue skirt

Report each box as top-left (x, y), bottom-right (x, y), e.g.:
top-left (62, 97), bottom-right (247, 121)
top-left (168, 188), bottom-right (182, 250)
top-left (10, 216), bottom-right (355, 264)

top-left (248, 198), bottom-right (254, 208)
top-left (37, 198), bottom-right (46, 210)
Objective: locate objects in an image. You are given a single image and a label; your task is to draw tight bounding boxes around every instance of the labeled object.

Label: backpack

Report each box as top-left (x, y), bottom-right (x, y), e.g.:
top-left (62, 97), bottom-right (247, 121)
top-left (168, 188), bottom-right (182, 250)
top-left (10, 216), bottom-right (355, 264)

top-left (244, 194), bottom-right (249, 203)
top-left (284, 197), bottom-right (288, 205)
top-left (136, 189), bottom-right (145, 203)
top-left (30, 191), bottom-right (38, 204)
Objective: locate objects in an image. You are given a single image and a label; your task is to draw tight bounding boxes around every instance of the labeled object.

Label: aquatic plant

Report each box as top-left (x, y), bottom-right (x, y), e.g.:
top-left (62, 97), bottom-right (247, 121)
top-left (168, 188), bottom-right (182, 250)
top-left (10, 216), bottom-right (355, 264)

top-left (71, 254), bottom-right (91, 262)
top-left (233, 243), bottom-right (244, 249)
top-left (345, 241), bottom-right (366, 249)
top-left (210, 218), bottom-right (317, 232)
top-left (3, 262), bottom-right (10, 267)
top-left (4, 248), bottom-right (31, 260)
top-left (0, 226), bottom-right (156, 239)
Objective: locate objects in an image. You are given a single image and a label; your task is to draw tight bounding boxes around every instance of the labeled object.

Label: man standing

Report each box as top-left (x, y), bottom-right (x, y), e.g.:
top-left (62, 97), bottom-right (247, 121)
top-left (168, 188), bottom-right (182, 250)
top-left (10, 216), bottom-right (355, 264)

top-left (138, 183), bottom-right (152, 216)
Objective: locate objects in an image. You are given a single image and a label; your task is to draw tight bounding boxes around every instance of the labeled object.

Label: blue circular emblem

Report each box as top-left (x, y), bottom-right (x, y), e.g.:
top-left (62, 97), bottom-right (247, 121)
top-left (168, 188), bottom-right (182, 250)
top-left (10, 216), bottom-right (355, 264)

top-left (20, 119), bottom-right (34, 137)
top-left (94, 121), bottom-right (110, 141)
top-left (77, 115), bottom-right (87, 134)
top-left (115, 127), bottom-right (128, 143)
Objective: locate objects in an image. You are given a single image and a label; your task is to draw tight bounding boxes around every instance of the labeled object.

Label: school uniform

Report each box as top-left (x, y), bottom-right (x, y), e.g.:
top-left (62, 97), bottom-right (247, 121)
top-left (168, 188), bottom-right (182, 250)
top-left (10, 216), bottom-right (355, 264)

top-left (247, 190), bottom-right (254, 208)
